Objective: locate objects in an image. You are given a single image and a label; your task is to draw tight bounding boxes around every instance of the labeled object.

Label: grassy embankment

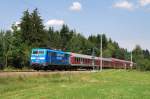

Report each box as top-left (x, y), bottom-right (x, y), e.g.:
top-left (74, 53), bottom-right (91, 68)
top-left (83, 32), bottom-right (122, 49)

top-left (0, 70), bottom-right (150, 99)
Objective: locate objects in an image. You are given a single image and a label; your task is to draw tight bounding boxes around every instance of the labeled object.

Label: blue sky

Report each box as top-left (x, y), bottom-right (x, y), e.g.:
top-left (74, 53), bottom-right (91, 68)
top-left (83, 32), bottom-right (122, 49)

top-left (0, 0), bottom-right (150, 51)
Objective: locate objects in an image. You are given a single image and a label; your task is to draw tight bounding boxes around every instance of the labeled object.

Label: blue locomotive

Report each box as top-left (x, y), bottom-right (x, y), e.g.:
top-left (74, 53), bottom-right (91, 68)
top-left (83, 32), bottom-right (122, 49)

top-left (30, 48), bottom-right (70, 70)
top-left (30, 48), bottom-right (134, 70)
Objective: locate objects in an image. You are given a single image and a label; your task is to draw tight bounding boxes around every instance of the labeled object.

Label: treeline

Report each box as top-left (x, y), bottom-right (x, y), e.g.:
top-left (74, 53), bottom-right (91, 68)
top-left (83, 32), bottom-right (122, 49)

top-left (0, 9), bottom-right (150, 70)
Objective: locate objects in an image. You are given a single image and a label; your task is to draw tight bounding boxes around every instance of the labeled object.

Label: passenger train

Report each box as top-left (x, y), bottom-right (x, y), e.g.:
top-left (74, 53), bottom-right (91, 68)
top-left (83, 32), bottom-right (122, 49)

top-left (30, 48), bottom-right (134, 70)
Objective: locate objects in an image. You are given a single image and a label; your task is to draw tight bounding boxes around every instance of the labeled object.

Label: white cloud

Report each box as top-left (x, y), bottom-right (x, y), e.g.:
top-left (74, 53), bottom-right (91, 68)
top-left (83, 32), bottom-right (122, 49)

top-left (139, 0), bottom-right (150, 6)
top-left (113, 1), bottom-right (134, 10)
top-left (45, 19), bottom-right (64, 27)
top-left (70, 2), bottom-right (82, 11)
top-left (10, 21), bottom-right (20, 31)
top-left (15, 21), bottom-right (20, 26)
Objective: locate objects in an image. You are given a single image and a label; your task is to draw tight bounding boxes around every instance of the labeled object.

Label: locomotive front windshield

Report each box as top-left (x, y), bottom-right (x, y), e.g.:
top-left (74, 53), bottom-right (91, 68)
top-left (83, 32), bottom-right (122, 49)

top-left (31, 49), bottom-right (46, 60)
top-left (32, 50), bottom-right (44, 55)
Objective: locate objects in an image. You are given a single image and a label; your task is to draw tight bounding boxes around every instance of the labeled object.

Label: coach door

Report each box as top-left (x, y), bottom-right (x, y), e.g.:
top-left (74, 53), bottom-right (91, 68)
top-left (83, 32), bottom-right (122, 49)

top-left (47, 51), bottom-right (51, 64)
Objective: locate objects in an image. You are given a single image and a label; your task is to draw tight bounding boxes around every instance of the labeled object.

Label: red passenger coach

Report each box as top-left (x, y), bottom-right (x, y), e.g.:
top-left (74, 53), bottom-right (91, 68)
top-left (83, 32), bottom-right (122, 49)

top-left (69, 53), bottom-right (112, 68)
top-left (111, 58), bottom-right (132, 69)
top-left (70, 53), bottom-right (93, 67)
top-left (69, 53), bottom-right (134, 69)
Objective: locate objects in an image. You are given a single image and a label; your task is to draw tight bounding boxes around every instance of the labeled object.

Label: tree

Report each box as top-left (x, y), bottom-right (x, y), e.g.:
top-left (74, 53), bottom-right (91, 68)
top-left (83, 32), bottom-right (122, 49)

top-left (143, 49), bottom-right (150, 59)
top-left (113, 48), bottom-right (125, 59)
top-left (88, 35), bottom-right (97, 46)
top-left (81, 38), bottom-right (94, 55)
top-left (30, 8), bottom-right (48, 47)
top-left (66, 34), bottom-right (83, 53)
top-left (2, 31), bottom-right (13, 67)
top-left (10, 8), bottom-right (49, 68)
top-left (47, 27), bottom-right (61, 49)
top-left (133, 45), bottom-right (145, 70)
top-left (103, 42), bottom-right (115, 58)
top-left (20, 8), bottom-right (48, 47)
top-left (20, 9), bottom-right (32, 44)
top-left (60, 24), bottom-right (73, 50)
top-left (0, 31), bottom-right (5, 64)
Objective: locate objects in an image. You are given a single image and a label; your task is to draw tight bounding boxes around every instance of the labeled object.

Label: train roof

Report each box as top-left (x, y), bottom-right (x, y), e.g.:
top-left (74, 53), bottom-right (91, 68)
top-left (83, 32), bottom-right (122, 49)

top-left (32, 48), bottom-right (69, 54)
top-left (111, 58), bottom-right (131, 63)
top-left (69, 53), bottom-right (133, 63)
top-left (70, 53), bottom-right (112, 61)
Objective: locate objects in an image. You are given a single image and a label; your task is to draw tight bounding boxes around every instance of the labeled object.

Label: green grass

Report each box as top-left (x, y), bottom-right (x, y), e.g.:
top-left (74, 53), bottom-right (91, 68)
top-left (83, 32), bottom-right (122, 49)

top-left (3, 66), bottom-right (31, 71)
top-left (0, 70), bottom-right (150, 99)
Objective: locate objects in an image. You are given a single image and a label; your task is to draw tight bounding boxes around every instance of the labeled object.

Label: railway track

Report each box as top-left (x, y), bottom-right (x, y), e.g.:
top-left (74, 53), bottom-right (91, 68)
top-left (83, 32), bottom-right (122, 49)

top-left (0, 70), bottom-right (50, 72)
top-left (0, 70), bottom-right (91, 77)
top-left (0, 69), bottom-right (88, 72)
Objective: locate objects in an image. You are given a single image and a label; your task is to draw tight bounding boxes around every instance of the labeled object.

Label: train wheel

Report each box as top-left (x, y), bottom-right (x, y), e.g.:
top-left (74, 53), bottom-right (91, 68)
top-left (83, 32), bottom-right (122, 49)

top-left (43, 66), bottom-right (48, 71)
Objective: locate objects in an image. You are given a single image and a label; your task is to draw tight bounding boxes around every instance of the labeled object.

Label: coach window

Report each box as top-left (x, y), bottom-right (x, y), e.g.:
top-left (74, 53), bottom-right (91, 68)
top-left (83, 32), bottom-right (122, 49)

top-left (86, 59), bottom-right (88, 63)
top-left (76, 58), bottom-right (78, 63)
top-left (75, 57), bottom-right (77, 62)
top-left (80, 58), bottom-right (82, 63)
top-left (77, 58), bottom-right (79, 63)
top-left (78, 58), bottom-right (80, 63)
top-left (87, 59), bottom-right (90, 63)
top-left (88, 59), bottom-right (90, 63)
top-left (76, 57), bottom-right (78, 63)
top-left (85, 59), bottom-right (87, 63)
top-left (75, 57), bottom-right (77, 63)
top-left (84, 59), bottom-right (86, 63)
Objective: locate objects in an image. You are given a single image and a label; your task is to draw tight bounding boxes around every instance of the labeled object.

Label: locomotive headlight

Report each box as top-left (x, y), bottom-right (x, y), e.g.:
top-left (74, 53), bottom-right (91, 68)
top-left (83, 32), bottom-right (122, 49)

top-left (39, 57), bottom-right (45, 60)
top-left (31, 57), bottom-right (45, 60)
top-left (31, 57), bottom-right (36, 59)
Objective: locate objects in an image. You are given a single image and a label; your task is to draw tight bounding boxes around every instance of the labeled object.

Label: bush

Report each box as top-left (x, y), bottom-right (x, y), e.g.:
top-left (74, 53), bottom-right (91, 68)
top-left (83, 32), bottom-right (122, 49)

top-left (0, 63), bottom-right (4, 70)
top-left (136, 59), bottom-right (150, 71)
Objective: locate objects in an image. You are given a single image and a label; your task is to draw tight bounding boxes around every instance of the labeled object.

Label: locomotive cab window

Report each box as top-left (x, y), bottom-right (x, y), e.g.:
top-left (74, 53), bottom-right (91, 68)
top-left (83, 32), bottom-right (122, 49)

top-left (38, 51), bottom-right (44, 54)
top-left (33, 51), bottom-right (38, 54)
top-left (32, 50), bottom-right (44, 54)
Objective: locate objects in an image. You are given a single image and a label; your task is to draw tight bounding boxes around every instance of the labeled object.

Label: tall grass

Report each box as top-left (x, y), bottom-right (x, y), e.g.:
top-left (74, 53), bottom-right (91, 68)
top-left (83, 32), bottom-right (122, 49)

top-left (0, 70), bottom-right (150, 99)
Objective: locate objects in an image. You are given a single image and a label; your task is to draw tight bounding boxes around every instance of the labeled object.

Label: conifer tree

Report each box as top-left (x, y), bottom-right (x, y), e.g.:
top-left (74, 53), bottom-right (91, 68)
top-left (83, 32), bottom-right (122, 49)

top-left (20, 10), bottom-right (32, 44)
top-left (30, 8), bottom-right (48, 47)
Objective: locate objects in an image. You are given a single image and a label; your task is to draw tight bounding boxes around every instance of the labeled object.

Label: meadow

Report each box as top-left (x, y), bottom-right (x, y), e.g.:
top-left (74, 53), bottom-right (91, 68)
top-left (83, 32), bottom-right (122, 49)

top-left (0, 70), bottom-right (150, 99)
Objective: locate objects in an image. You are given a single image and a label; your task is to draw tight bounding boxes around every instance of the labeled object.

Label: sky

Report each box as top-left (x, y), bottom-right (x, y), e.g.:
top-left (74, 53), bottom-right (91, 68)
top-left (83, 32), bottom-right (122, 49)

top-left (0, 0), bottom-right (150, 51)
